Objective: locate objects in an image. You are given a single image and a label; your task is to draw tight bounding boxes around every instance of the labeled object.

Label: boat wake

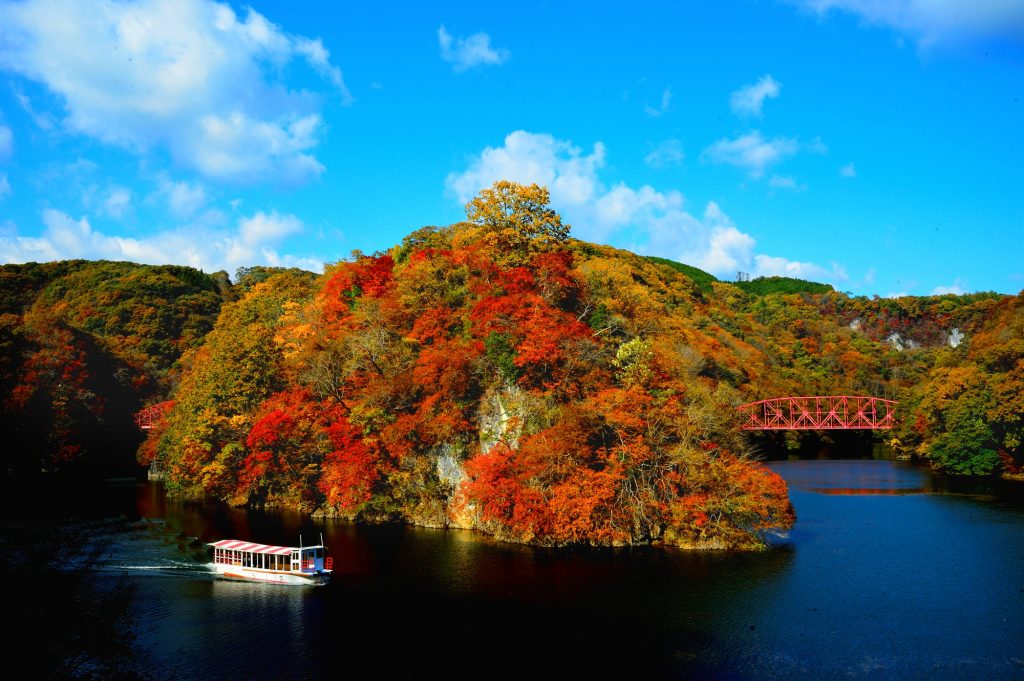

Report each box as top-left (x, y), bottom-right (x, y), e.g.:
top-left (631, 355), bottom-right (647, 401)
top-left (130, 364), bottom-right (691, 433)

top-left (102, 562), bottom-right (212, 572)
top-left (86, 518), bottom-right (217, 579)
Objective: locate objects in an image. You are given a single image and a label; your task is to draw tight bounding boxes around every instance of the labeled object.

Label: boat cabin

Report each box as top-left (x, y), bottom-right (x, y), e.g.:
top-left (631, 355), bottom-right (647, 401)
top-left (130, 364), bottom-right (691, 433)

top-left (208, 539), bottom-right (333, 585)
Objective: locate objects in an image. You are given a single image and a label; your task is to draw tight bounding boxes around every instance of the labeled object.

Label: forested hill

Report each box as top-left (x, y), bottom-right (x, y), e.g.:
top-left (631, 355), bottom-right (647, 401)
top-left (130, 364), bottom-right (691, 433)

top-left (2, 182), bottom-right (1021, 546)
top-left (0, 261), bottom-right (232, 475)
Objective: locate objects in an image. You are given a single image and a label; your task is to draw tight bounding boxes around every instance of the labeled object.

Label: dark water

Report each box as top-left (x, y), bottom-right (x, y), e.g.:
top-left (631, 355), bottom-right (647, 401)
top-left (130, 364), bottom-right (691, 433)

top-left (80, 462), bottom-right (1024, 678)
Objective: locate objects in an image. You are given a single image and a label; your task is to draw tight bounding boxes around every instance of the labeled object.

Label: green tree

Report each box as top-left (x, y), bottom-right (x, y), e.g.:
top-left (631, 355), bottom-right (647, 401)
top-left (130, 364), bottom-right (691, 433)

top-left (915, 366), bottom-right (1001, 475)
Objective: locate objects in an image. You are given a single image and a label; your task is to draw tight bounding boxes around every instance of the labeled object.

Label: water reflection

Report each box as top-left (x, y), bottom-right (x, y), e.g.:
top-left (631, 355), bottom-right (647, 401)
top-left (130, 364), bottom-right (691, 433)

top-left (774, 459), bottom-right (933, 494)
top-left (98, 461), bottom-right (1024, 679)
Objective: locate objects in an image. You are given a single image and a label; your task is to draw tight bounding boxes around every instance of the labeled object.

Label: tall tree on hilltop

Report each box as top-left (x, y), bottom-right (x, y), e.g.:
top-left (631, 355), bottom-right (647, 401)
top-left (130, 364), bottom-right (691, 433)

top-left (461, 181), bottom-right (570, 265)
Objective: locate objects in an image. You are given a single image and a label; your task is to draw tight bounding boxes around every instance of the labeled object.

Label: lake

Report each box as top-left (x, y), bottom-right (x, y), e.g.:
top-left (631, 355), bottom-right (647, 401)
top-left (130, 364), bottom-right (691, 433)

top-left (87, 460), bottom-right (1024, 679)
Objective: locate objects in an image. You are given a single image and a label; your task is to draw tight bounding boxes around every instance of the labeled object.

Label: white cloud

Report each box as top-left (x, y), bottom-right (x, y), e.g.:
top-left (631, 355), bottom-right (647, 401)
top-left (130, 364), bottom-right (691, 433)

top-left (703, 131), bottom-right (800, 178)
top-left (840, 162), bottom-right (857, 178)
top-left (0, 208), bottom-right (321, 274)
top-left (768, 174), bottom-right (805, 191)
top-left (15, 91), bottom-right (55, 130)
top-left (293, 36), bottom-right (350, 97)
top-left (0, 0), bottom-right (348, 185)
top-left (0, 123), bottom-right (12, 159)
top-left (931, 280), bottom-right (965, 295)
top-left (438, 25), bottom-right (510, 72)
top-left (730, 75), bottom-right (781, 117)
top-left (445, 130), bottom-right (844, 285)
top-left (102, 186), bottom-right (132, 219)
top-left (66, 158), bottom-right (98, 176)
top-left (807, 136), bottom-right (828, 154)
top-left (446, 131), bottom-right (605, 214)
top-left (789, 0), bottom-right (1024, 46)
top-left (0, 173), bottom-right (10, 200)
top-left (644, 88), bottom-right (673, 118)
top-left (187, 111), bottom-right (325, 183)
top-left (754, 254), bottom-right (847, 281)
top-left (156, 178), bottom-right (207, 218)
top-left (644, 139), bottom-right (684, 169)
top-left (694, 211), bottom-right (756, 274)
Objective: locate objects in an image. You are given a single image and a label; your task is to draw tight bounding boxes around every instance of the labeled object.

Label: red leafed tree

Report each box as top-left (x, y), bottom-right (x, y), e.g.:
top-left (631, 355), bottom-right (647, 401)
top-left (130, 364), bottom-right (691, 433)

top-left (319, 417), bottom-right (378, 511)
top-left (242, 388), bottom-right (383, 511)
top-left (321, 253), bottom-right (395, 325)
top-left (463, 443), bottom-right (551, 542)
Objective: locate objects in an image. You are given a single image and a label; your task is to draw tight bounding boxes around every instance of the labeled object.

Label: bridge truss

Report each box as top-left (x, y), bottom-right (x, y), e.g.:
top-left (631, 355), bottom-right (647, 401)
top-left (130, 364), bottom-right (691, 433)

top-left (134, 401), bottom-right (174, 430)
top-left (738, 396), bottom-right (897, 431)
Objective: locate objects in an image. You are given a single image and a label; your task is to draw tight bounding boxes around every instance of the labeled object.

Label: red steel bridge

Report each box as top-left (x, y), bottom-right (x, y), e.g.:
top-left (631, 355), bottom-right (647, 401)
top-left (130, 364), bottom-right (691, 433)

top-left (137, 397), bottom-right (896, 432)
top-left (134, 401), bottom-right (174, 430)
top-left (738, 396), bottom-right (897, 431)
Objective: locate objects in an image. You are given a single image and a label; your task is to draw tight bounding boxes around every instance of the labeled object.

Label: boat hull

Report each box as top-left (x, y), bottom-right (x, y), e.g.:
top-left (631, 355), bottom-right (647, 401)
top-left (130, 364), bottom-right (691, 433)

top-left (212, 563), bottom-right (331, 586)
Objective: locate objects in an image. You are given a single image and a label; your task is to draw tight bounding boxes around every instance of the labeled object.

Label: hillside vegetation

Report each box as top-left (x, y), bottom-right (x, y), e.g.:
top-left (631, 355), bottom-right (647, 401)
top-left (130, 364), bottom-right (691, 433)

top-left (145, 183), bottom-right (1023, 546)
top-left (0, 261), bottom-right (229, 475)
top-left (2, 182), bottom-right (1021, 546)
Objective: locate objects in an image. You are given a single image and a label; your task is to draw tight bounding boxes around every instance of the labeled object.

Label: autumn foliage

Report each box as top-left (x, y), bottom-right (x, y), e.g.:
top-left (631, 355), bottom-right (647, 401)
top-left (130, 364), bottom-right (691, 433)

top-left (141, 182), bottom-right (797, 547)
top-left (0, 261), bottom-right (228, 475)
top-left (135, 182), bottom-right (1023, 545)
top-left (8, 181), bottom-right (1020, 547)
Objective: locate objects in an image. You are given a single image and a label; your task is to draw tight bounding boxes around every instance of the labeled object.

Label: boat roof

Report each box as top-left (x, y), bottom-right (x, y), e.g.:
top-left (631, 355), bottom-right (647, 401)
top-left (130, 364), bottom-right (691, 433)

top-left (208, 539), bottom-right (322, 554)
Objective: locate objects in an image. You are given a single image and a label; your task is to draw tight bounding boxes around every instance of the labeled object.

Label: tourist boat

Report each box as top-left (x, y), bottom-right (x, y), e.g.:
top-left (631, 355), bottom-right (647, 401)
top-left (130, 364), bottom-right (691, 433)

top-left (208, 537), bottom-right (333, 586)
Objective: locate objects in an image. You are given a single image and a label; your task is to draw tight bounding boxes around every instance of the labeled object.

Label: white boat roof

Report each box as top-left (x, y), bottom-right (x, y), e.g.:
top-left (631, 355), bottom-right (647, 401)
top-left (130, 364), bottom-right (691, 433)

top-left (208, 539), bottom-right (321, 555)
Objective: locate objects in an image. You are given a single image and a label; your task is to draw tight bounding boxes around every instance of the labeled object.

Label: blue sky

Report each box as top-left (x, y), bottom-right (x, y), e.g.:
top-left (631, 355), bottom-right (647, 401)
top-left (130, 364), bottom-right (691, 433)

top-left (0, 0), bottom-right (1022, 296)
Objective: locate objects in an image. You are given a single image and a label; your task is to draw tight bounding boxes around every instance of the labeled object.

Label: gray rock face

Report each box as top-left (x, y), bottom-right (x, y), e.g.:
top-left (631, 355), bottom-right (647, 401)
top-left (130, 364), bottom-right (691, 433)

top-left (478, 383), bottom-right (524, 452)
top-left (435, 443), bottom-right (466, 490)
top-left (886, 332), bottom-right (919, 351)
